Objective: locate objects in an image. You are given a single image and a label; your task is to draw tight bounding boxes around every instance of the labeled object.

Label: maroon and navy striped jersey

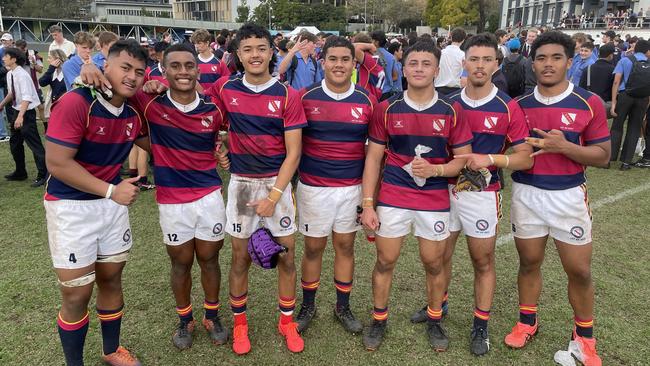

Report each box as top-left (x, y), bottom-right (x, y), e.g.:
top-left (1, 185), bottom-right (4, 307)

top-left (512, 84), bottom-right (610, 190)
top-left (448, 87), bottom-right (529, 191)
top-left (369, 92), bottom-right (473, 211)
top-left (45, 88), bottom-right (144, 201)
top-left (357, 52), bottom-right (385, 101)
top-left (144, 63), bottom-right (168, 86)
top-left (197, 55), bottom-right (229, 90)
top-left (206, 76), bottom-right (307, 178)
top-left (131, 90), bottom-right (225, 204)
top-left (299, 81), bottom-right (376, 187)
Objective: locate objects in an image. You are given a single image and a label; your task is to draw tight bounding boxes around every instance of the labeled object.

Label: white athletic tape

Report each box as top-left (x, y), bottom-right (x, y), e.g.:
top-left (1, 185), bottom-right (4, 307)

top-left (96, 251), bottom-right (130, 263)
top-left (496, 182), bottom-right (650, 247)
top-left (58, 271), bottom-right (96, 288)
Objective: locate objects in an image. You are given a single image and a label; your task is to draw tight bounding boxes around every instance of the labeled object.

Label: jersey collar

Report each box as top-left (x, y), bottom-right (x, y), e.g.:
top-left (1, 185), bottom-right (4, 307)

top-left (166, 90), bottom-right (200, 112)
top-left (96, 93), bottom-right (124, 116)
top-left (321, 79), bottom-right (355, 101)
top-left (534, 82), bottom-right (574, 105)
top-left (242, 75), bottom-right (276, 93)
top-left (460, 85), bottom-right (498, 108)
top-left (198, 54), bottom-right (215, 63)
top-left (404, 89), bottom-right (438, 111)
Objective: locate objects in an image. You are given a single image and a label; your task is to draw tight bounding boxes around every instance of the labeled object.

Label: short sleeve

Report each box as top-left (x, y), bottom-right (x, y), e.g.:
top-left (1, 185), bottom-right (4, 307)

top-left (128, 89), bottom-right (155, 116)
top-left (506, 100), bottom-right (530, 146)
top-left (283, 86), bottom-right (308, 131)
top-left (17, 74), bottom-right (36, 103)
top-left (583, 95), bottom-right (610, 145)
top-left (46, 91), bottom-right (88, 149)
top-left (613, 58), bottom-right (625, 75)
top-left (368, 100), bottom-right (388, 145)
top-left (449, 102), bottom-right (473, 149)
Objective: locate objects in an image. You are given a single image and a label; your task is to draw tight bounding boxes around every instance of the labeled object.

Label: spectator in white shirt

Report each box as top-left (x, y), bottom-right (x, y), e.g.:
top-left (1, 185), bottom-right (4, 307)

top-left (0, 47), bottom-right (46, 187)
top-left (48, 25), bottom-right (76, 58)
top-left (435, 27), bottom-right (466, 96)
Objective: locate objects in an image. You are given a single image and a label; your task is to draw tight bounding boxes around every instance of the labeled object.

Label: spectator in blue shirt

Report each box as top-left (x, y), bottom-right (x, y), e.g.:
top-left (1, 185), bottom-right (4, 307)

top-left (91, 31), bottom-right (118, 72)
top-left (277, 31), bottom-right (323, 90)
top-left (370, 31), bottom-right (398, 101)
top-left (387, 42), bottom-right (403, 93)
top-left (61, 31), bottom-right (95, 90)
top-left (567, 42), bottom-right (596, 85)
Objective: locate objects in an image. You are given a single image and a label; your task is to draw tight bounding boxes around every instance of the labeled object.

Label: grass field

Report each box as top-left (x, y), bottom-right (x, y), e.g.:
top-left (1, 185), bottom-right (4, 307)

top-left (0, 124), bottom-right (649, 366)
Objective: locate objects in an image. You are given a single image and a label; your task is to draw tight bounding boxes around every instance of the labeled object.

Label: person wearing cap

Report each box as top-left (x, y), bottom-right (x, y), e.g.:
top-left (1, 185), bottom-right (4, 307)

top-left (579, 43), bottom-right (616, 104)
top-left (601, 30), bottom-right (622, 63)
top-left (48, 25), bottom-right (75, 58)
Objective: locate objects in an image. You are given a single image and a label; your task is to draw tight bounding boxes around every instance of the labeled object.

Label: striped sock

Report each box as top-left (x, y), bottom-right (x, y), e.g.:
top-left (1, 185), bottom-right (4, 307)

top-left (204, 300), bottom-right (220, 320)
top-left (519, 304), bottom-right (537, 326)
top-left (230, 292), bottom-right (248, 314)
top-left (442, 291), bottom-right (449, 312)
top-left (57, 311), bottom-right (89, 366)
top-left (473, 307), bottom-right (490, 329)
top-left (574, 316), bottom-right (594, 338)
top-left (373, 307), bottom-right (388, 322)
top-left (427, 306), bottom-right (443, 324)
top-left (176, 304), bottom-right (193, 324)
top-left (97, 305), bottom-right (123, 355)
top-left (279, 296), bottom-right (296, 324)
top-left (334, 278), bottom-right (353, 309)
top-left (301, 278), bottom-right (320, 306)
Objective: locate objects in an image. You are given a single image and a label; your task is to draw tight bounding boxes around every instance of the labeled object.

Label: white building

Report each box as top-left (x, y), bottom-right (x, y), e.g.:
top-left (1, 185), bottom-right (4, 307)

top-left (90, 0), bottom-right (173, 21)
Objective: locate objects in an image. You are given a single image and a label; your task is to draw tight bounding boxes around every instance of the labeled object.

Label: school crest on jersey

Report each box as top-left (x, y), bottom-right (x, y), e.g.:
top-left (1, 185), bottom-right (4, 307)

top-left (484, 116), bottom-right (498, 129)
top-left (561, 112), bottom-right (577, 126)
top-left (201, 116), bottom-right (213, 128)
top-left (351, 107), bottom-right (364, 119)
top-left (125, 122), bottom-right (133, 137)
top-left (433, 119), bottom-right (445, 132)
top-left (268, 100), bottom-right (281, 113)
top-left (211, 65), bottom-right (218, 72)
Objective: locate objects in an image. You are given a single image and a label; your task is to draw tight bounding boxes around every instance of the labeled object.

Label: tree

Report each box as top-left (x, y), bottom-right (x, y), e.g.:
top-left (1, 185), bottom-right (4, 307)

top-left (237, 0), bottom-right (250, 23)
top-left (425, 0), bottom-right (478, 29)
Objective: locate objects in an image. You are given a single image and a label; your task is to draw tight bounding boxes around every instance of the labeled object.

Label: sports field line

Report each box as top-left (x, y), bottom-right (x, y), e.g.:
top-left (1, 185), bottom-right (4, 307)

top-left (495, 181), bottom-right (650, 247)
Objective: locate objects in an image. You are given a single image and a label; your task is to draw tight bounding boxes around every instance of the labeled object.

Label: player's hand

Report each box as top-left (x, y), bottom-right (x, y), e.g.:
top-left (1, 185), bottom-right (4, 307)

top-left (610, 102), bottom-right (617, 118)
top-left (111, 176), bottom-right (141, 206)
top-left (454, 153), bottom-right (492, 170)
top-left (525, 128), bottom-right (569, 157)
top-left (290, 36), bottom-right (308, 54)
top-left (80, 63), bottom-right (112, 91)
top-left (14, 115), bottom-right (23, 129)
top-left (51, 59), bottom-right (62, 68)
top-left (247, 198), bottom-right (275, 217)
top-left (412, 157), bottom-right (439, 178)
top-left (216, 148), bottom-right (230, 170)
top-left (361, 207), bottom-right (379, 231)
top-left (143, 80), bottom-right (168, 94)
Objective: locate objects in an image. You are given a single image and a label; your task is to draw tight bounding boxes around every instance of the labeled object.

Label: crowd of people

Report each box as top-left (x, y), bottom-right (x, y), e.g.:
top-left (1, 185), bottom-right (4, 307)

top-left (2, 20), bottom-right (649, 366)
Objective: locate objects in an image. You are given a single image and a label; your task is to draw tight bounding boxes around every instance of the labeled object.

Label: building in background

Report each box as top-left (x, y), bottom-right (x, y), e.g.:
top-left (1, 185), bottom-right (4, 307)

top-left (171, 0), bottom-right (233, 22)
top-left (90, 0), bottom-right (172, 21)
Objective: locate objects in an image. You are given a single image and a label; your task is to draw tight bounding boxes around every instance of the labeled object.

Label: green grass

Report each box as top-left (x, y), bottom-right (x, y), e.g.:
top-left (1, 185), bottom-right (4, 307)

top-left (1, 126), bottom-right (649, 365)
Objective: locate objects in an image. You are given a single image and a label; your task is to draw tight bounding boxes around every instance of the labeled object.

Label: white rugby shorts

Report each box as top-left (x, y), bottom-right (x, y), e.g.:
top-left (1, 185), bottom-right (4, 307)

top-left (226, 175), bottom-right (297, 238)
top-left (296, 182), bottom-right (361, 237)
top-left (449, 185), bottom-right (502, 238)
top-left (158, 189), bottom-right (226, 245)
top-left (376, 206), bottom-right (450, 242)
top-left (45, 198), bottom-right (132, 269)
top-left (511, 182), bottom-right (592, 245)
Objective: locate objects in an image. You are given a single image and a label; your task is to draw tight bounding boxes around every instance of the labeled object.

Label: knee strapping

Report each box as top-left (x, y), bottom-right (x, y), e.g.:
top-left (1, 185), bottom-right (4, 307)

top-left (58, 271), bottom-right (96, 288)
top-left (96, 251), bottom-right (130, 263)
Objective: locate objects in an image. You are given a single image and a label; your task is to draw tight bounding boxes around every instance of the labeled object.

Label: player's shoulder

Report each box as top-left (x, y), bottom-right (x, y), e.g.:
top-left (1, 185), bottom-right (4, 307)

top-left (352, 84), bottom-right (375, 104)
top-left (515, 90), bottom-right (536, 106)
top-left (570, 84), bottom-right (598, 104)
top-left (60, 87), bottom-right (95, 107)
top-left (301, 81), bottom-right (323, 99)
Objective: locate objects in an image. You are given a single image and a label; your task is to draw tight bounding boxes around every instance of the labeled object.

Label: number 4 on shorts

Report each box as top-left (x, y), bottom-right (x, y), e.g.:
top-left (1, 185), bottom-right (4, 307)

top-left (69, 253), bottom-right (77, 263)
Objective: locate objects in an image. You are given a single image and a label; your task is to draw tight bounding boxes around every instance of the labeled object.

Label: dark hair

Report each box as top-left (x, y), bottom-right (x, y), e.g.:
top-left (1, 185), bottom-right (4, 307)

top-left (278, 39), bottom-right (289, 52)
top-left (494, 29), bottom-right (507, 40)
top-left (274, 33), bottom-right (283, 39)
top-left (15, 39), bottom-right (27, 48)
top-left (233, 23), bottom-right (276, 74)
top-left (321, 36), bottom-right (354, 58)
top-left (598, 43), bottom-right (615, 58)
top-left (403, 40), bottom-right (441, 64)
top-left (162, 43), bottom-right (198, 67)
top-left (580, 42), bottom-right (595, 50)
top-left (4, 47), bottom-right (26, 66)
top-left (370, 30), bottom-right (387, 48)
top-left (451, 28), bottom-right (467, 43)
top-left (387, 42), bottom-right (402, 55)
top-left (530, 31), bottom-right (575, 59)
top-left (297, 31), bottom-right (318, 43)
top-left (107, 39), bottom-right (148, 64)
top-left (636, 39), bottom-right (650, 54)
top-left (496, 48), bottom-right (504, 65)
top-left (49, 25), bottom-right (62, 34)
top-left (462, 33), bottom-right (498, 55)
top-left (154, 41), bottom-right (170, 54)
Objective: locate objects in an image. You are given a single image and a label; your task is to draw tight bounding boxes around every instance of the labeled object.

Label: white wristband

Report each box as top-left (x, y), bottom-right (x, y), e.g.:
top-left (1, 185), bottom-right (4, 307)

top-left (105, 184), bottom-right (115, 199)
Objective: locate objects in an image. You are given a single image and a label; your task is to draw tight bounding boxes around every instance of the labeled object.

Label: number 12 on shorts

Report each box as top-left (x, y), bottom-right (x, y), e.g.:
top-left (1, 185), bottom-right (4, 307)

top-left (167, 233), bottom-right (179, 242)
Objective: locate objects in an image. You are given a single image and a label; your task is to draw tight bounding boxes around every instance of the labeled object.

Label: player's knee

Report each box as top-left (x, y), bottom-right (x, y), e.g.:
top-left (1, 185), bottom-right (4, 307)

top-left (334, 242), bottom-right (354, 259)
top-left (375, 257), bottom-right (397, 274)
top-left (519, 256), bottom-right (543, 273)
top-left (422, 259), bottom-right (443, 276)
top-left (304, 244), bottom-right (325, 260)
top-left (472, 254), bottom-right (495, 275)
top-left (277, 251), bottom-right (296, 272)
top-left (60, 289), bottom-right (92, 313)
top-left (566, 266), bottom-right (592, 286)
top-left (170, 260), bottom-right (193, 277)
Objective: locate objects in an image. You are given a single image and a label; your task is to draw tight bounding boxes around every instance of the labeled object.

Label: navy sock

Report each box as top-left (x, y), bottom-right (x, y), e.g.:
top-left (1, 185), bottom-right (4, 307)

top-left (57, 312), bottom-right (89, 366)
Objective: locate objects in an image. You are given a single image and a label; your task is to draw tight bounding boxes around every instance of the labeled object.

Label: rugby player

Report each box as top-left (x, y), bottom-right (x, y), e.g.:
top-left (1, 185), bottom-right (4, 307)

top-left (45, 40), bottom-right (147, 366)
top-left (190, 29), bottom-right (230, 91)
top-left (506, 31), bottom-right (609, 366)
top-left (360, 40), bottom-right (473, 352)
top-left (294, 36), bottom-right (375, 335)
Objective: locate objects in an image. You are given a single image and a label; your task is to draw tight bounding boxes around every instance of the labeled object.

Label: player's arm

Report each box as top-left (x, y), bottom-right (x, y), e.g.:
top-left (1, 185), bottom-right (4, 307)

top-left (525, 128), bottom-right (611, 167)
top-left (277, 36), bottom-right (307, 75)
top-left (134, 136), bottom-right (151, 153)
top-left (79, 62), bottom-right (112, 91)
top-left (353, 43), bottom-right (376, 63)
top-left (46, 142), bottom-right (140, 205)
top-left (412, 144), bottom-right (471, 178)
top-left (360, 141), bottom-right (385, 231)
top-left (610, 72), bottom-right (622, 117)
top-left (455, 143), bottom-right (534, 171)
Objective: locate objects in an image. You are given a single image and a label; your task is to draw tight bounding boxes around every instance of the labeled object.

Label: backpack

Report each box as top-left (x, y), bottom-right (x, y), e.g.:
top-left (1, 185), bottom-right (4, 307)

top-left (625, 55), bottom-right (650, 98)
top-left (502, 55), bottom-right (526, 98)
top-left (286, 54), bottom-right (319, 87)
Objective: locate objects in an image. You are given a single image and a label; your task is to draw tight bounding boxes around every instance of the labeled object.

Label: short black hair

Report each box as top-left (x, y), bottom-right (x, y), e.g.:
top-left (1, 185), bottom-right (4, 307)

top-left (216, 35), bottom-right (227, 46)
top-left (162, 43), bottom-right (198, 67)
top-left (530, 31), bottom-right (575, 60)
top-left (370, 30), bottom-right (387, 48)
top-left (278, 39), bottom-right (289, 52)
top-left (451, 28), bottom-right (467, 43)
top-left (636, 39), bottom-right (650, 54)
top-left (107, 39), bottom-right (148, 64)
top-left (403, 40), bottom-right (441, 64)
top-left (3, 47), bottom-right (26, 66)
top-left (15, 39), bottom-right (27, 48)
top-left (233, 23), bottom-right (276, 74)
top-left (494, 29), bottom-right (507, 40)
top-left (321, 36), bottom-right (355, 58)
top-left (387, 42), bottom-right (402, 55)
top-left (154, 41), bottom-right (170, 54)
top-left (598, 43), bottom-right (615, 58)
top-left (463, 33), bottom-right (498, 55)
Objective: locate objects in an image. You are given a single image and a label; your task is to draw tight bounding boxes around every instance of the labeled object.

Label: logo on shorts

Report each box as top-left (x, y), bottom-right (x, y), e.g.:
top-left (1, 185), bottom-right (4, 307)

top-left (570, 226), bottom-right (585, 239)
top-left (122, 229), bottom-right (131, 243)
top-left (476, 219), bottom-right (490, 232)
top-left (433, 220), bottom-right (445, 233)
top-left (433, 119), bottom-right (445, 132)
top-left (280, 216), bottom-right (292, 229)
top-left (212, 223), bottom-right (223, 235)
top-left (268, 100), bottom-right (281, 113)
top-left (483, 116), bottom-right (498, 129)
